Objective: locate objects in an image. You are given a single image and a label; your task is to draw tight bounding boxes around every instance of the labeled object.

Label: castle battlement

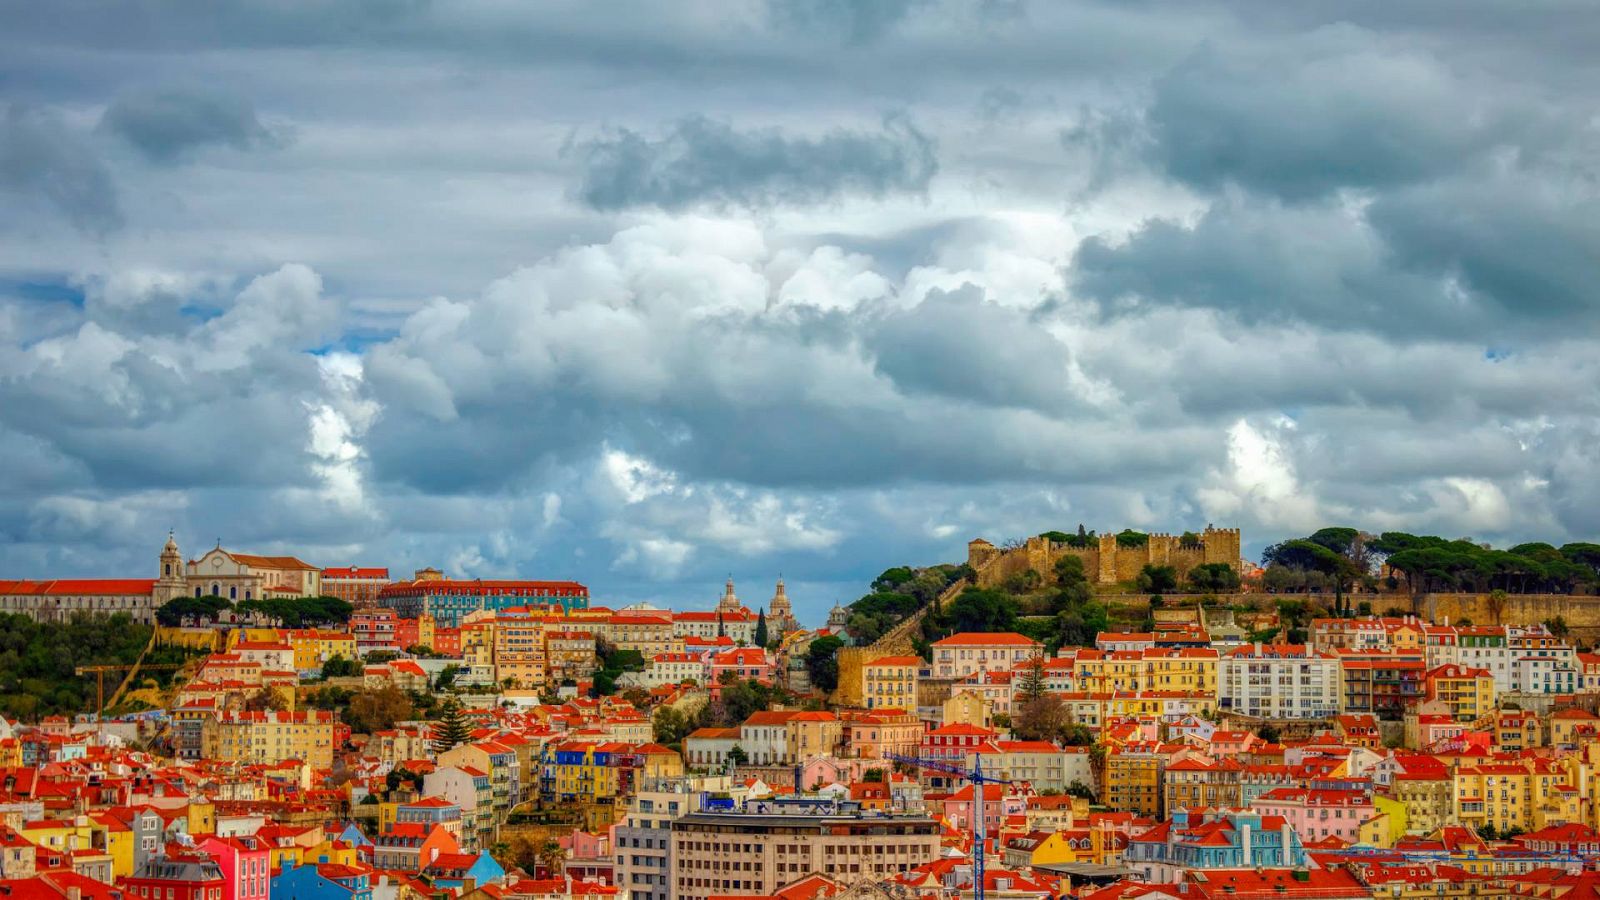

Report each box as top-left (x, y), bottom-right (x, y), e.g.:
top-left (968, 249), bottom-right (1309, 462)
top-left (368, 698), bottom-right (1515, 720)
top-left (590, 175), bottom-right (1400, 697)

top-left (969, 526), bottom-right (1243, 588)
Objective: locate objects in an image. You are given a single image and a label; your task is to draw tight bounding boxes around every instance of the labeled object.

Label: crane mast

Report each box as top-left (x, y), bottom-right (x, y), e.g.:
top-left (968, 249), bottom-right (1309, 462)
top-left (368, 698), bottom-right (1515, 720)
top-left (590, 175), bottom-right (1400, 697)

top-left (886, 752), bottom-right (1011, 900)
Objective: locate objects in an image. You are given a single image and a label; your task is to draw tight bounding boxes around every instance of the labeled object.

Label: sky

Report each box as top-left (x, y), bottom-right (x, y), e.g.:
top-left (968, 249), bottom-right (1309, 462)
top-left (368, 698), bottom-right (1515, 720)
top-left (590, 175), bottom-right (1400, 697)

top-left (1, 1), bottom-right (1598, 624)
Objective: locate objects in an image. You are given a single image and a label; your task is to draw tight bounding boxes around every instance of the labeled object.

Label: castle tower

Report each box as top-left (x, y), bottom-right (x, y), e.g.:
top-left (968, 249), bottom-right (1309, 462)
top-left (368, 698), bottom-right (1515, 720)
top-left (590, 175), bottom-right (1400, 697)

top-left (716, 576), bottom-right (742, 614)
top-left (768, 578), bottom-right (799, 635)
top-left (154, 531), bottom-right (188, 605)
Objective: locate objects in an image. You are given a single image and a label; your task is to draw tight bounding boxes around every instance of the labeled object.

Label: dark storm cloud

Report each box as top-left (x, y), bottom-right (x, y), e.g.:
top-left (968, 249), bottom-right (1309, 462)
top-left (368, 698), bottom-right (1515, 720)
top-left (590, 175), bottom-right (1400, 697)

top-left (1367, 172), bottom-right (1600, 323)
top-left (0, 104), bottom-right (121, 234)
top-left (99, 89), bottom-right (285, 164)
top-left (1143, 28), bottom-right (1534, 200)
top-left (1072, 199), bottom-right (1459, 332)
top-left (869, 286), bottom-right (1080, 413)
top-left (572, 114), bottom-right (937, 211)
top-left (766, 0), bottom-right (929, 45)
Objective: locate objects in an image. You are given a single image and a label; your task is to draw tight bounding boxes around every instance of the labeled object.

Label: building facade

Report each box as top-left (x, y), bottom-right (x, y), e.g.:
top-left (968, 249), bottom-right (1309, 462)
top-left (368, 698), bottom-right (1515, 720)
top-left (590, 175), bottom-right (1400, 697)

top-left (320, 567), bottom-right (391, 608)
top-left (669, 810), bottom-right (938, 900)
top-left (379, 578), bottom-right (589, 627)
top-left (1219, 644), bottom-right (1340, 719)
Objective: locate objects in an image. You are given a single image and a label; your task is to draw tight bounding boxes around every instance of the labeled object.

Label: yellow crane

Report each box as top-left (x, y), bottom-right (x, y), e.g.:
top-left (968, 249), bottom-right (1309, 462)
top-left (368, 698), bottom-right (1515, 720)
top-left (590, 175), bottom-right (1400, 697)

top-left (74, 662), bottom-right (186, 715)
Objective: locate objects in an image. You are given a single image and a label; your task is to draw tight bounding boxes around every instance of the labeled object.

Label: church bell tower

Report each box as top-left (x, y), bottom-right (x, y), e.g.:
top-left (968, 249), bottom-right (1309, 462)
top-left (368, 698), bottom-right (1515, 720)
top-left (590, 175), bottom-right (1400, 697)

top-left (154, 531), bottom-right (187, 605)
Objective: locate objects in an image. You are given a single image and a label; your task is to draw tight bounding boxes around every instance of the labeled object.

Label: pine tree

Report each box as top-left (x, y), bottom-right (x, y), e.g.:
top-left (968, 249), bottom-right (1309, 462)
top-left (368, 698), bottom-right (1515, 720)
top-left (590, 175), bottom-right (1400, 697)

top-left (431, 698), bottom-right (472, 754)
top-left (754, 610), bottom-right (769, 648)
top-left (1019, 654), bottom-right (1047, 703)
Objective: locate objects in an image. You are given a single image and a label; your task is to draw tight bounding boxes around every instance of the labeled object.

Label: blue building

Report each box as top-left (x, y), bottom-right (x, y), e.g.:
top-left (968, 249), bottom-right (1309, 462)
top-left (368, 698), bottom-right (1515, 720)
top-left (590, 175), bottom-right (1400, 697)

top-left (376, 578), bottom-right (589, 627)
top-left (1125, 809), bottom-right (1310, 882)
top-left (272, 860), bottom-right (374, 900)
top-left (422, 851), bottom-right (506, 890)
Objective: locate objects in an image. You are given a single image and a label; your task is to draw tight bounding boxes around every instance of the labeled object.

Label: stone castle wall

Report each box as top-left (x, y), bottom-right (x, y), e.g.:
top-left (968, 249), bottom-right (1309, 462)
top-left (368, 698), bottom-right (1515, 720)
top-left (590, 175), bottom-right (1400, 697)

top-left (1426, 592), bottom-right (1600, 630)
top-left (969, 526), bottom-right (1243, 588)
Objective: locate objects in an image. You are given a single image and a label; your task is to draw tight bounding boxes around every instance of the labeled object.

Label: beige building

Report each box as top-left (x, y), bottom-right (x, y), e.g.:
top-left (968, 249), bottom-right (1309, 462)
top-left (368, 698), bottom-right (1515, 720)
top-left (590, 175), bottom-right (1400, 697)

top-left (493, 616), bottom-right (547, 687)
top-left (785, 711), bottom-right (843, 764)
top-left (201, 710), bottom-right (337, 769)
top-left (544, 630), bottom-right (598, 684)
top-left (594, 613), bottom-right (680, 657)
top-left (669, 811), bottom-right (939, 900)
top-left (931, 633), bottom-right (1042, 680)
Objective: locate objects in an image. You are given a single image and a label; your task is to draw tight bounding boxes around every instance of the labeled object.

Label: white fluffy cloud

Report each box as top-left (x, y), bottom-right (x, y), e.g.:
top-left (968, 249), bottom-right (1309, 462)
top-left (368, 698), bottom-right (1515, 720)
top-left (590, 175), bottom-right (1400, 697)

top-left (2, 0), bottom-right (1597, 621)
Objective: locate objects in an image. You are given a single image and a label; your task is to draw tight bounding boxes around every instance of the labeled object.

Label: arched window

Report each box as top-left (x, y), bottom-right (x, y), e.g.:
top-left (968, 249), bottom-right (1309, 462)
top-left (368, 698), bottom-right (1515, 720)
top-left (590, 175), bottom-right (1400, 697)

top-left (245, 590), bottom-right (252, 600)
top-left (211, 583), bottom-right (220, 596)
top-left (164, 564), bottom-right (171, 576)
top-left (195, 587), bottom-right (202, 598)
top-left (229, 586), bottom-right (237, 600)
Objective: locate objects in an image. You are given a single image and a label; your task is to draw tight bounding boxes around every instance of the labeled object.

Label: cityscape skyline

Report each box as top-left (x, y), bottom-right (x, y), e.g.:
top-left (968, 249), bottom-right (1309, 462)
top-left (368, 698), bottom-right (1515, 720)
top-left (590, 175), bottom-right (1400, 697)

top-left (5, 5), bottom-right (1600, 900)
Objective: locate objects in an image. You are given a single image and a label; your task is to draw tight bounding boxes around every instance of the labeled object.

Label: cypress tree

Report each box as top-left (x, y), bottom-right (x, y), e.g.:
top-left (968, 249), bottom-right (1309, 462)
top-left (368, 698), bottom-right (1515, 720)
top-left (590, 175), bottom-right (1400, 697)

top-left (431, 698), bottom-right (472, 754)
top-left (754, 610), bottom-right (769, 648)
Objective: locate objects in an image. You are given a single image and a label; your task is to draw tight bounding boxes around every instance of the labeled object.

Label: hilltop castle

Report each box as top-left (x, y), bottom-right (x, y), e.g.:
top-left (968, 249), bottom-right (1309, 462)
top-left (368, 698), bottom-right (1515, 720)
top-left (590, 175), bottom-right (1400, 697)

top-left (967, 525), bottom-right (1242, 588)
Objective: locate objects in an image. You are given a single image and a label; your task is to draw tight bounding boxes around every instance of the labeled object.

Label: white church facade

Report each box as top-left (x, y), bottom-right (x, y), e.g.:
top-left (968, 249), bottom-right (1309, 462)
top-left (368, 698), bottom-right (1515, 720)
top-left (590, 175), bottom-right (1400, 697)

top-left (0, 534), bottom-right (322, 625)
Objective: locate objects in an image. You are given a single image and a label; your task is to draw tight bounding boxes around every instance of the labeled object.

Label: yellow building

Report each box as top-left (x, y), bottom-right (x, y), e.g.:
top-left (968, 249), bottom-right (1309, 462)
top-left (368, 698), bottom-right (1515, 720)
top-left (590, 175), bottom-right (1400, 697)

top-left (1424, 664), bottom-right (1495, 722)
top-left (226, 626), bottom-right (282, 647)
top-left (1057, 648), bottom-right (1218, 701)
top-left (637, 743), bottom-right (686, 781)
top-left (285, 628), bottom-right (358, 673)
top-left (1453, 759), bottom-right (1579, 835)
top-left (1389, 621), bottom-right (1425, 651)
top-left (201, 709), bottom-right (337, 768)
top-left (1496, 710), bottom-right (1543, 752)
top-left (1103, 746), bottom-right (1164, 817)
top-left (1551, 707), bottom-right (1600, 749)
top-left (1391, 770), bottom-right (1453, 835)
top-left (862, 656), bottom-right (919, 711)
top-left (461, 614), bottom-right (496, 672)
top-left (787, 711), bottom-right (844, 762)
top-left (1163, 757), bottom-right (1242, 813)
top-left (547, 741), bottom-right (622, 803)
top-left (943, 691), bottom-right (993, 729)
top-left (1369, 796), bottom-right (1408, 845)
top-left (187, 800), bottom-right (217, 836)
top-left (1002, 831), bottom-right (1080, 869)
top-left (416, 613), bottom-right (436, 652)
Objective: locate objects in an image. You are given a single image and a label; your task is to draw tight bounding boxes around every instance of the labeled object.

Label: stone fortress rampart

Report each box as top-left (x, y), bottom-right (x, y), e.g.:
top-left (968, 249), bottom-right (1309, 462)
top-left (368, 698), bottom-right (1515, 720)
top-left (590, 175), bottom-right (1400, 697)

top-left (966, 525), bottom-right (1243, 587)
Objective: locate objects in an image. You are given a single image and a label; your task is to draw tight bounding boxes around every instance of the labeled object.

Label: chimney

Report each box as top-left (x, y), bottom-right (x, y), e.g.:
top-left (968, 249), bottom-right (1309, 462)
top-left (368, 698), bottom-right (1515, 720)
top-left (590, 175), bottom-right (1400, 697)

top-left (67, 889), bottom-right (81, 900)
top-left (1240, 822), bottom-right (1252, 864)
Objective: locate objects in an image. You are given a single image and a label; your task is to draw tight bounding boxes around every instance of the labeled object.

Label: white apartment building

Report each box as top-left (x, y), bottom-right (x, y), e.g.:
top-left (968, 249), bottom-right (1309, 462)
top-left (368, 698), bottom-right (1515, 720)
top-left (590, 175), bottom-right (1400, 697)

top-left (931, 633), bottom-right (1043, 680)
top-left (1218, 644), bottom-right (1340, 719)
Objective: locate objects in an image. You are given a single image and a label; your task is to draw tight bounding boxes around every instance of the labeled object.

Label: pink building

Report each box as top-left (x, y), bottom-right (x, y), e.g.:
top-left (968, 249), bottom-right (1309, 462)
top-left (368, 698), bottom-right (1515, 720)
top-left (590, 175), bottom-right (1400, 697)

top-left (196, 835), bottom-right (271, 900)
top-left (351, 608), bottom-right (399, 653)
top-left (941, 783), bottom-right (1032, 837)
top-left (707, 647), bottom-right (775, 683)
top-left (1249, 787), bottom-right (1375, 844)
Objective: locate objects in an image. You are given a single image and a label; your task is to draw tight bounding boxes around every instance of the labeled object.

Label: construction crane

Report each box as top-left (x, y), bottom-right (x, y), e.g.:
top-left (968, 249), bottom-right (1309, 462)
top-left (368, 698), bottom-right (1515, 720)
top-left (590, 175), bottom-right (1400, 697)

top-left (74, 662), bottom-right (186, 715)
top-left (887, 753), bottom-right (1011, 900)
